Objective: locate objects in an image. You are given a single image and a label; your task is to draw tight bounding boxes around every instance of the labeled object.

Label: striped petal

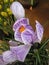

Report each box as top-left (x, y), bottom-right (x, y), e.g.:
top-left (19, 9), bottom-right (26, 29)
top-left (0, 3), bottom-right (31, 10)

top-left (14, 29), bottom-right (22, 43)
top-left (25, 25), bottom-right (34, 31)
top-left (35, 20), bottom-right (44, 42)
top-left (21, 29), bottom-right (35, 45)
top-left (0, 55), bottom-right (7, 65)
top-left (10, 45), bottom-right (31, 62)
top-left (33, 32), bottom-right (41, 43)
top-left (3, 51), bottom-right (17, 63)
top-left (13, 18), bottom-right (29, 31)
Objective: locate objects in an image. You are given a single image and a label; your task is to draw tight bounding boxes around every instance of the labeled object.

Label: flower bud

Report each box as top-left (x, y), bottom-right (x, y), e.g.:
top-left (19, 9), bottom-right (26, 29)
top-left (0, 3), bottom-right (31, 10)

top-left (10, 1), bottom-right (25, 19)
top-left (1, 12), bottom-right (8, 17)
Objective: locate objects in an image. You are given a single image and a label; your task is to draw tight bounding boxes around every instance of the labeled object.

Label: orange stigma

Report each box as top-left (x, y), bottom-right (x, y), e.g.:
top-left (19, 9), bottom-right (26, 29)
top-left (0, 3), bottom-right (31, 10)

top-left (19, 26), bottom-right (25, 33)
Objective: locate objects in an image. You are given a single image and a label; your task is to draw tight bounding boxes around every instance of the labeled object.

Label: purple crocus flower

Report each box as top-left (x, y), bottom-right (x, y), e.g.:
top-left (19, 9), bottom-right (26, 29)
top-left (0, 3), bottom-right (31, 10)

top-left (2, 18), bottom-right (44, 63)
top-left (13, 18), bottom-right (35, 44)
top-left (8, 19), bottom-right (43, 62)
top-left (13, 18), bottom-right (44, 44)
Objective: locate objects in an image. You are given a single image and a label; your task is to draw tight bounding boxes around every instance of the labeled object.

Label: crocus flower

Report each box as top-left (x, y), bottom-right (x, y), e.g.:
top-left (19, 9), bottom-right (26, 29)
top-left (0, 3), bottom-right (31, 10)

top-left (13, 18), bottom-right (35, 44)
top-left (5, 19), bottom-right (43, 62)
top-left (9, 19), bottom-right (43, 63)
top-left (2, 19), bottom-right (44, 63)
top-left (10, 1), bottom-right (25, 19)
top-left (13, 18), bottom-right (44, 44)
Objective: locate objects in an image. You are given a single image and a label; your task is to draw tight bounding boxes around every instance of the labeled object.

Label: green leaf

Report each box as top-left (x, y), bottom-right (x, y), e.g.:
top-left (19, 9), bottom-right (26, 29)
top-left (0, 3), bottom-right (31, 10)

top-left (40, 55), bottom-right (49, 59)
top-left (33, 49), bottom-right (41, 64)
top-left (39, 39), bottom-right (49, 51)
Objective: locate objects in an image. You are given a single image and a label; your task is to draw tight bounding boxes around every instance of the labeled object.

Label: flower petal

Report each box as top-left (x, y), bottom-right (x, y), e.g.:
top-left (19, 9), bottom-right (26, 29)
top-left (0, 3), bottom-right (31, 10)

top-left (10, 45), bottom-right (31, 62)
top-left (9, 40), bottom-right (20, 46)
top-left (33, 32), bottom-right (41, 43)
top-left (25, 25), bottom-right (34, 31)
top-left (14, 30), bottom-right (22, 43)
top-left (20, 18), bottom-right (29, 25)
top-left (10, 2), bottom-right (25, 19)
top-left (21, 29), bottom-right (35, 45)
top-left (13, 18), bottom-right (29, 31)
top-left (35, 20), bottom-right (44, 42)
top-left (3, 51), bottom-right (17, 63)
top-left (0, 55), bottom-right (7, 65)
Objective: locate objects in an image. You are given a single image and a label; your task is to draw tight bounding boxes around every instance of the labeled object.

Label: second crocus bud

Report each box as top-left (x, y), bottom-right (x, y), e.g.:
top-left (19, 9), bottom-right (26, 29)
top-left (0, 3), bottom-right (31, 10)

top-left (10, 1), bottom-right (25, 19)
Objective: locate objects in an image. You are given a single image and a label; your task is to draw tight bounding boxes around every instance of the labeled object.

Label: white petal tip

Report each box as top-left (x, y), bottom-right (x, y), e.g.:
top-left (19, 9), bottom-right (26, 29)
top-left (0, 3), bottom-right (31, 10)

top-left (35, 20), bottom-right (39, 24)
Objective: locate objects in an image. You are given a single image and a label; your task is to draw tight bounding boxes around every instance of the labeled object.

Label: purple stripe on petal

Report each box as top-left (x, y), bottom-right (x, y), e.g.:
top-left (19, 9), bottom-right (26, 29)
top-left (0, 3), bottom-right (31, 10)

top-left (13, 18), bottom-right (29, 31)
top-left (14, 29), bottom-right (22, 43)
top-left (0, 55), bottom-right (3, 64)
top-left (13, 20), bottom-right (21, 31)
top-left (0, 55), bottom-right (3, 59)
top-left (33, 32), bottom-right (41, 43)
top-left (21, 29), bottom-right (35, 45)
top-left (0, 55), bottom-right (7, 65)
top-left (3, 51), bottom-right (17, 63)
top-left (35, 20), bottom-right (44, 42)
top-left (21, 18), bottom-right (29, 25)
top-left (10, 45), bottom-right (31, 62)
top-left (25, 25), bottom-right (34, 31)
